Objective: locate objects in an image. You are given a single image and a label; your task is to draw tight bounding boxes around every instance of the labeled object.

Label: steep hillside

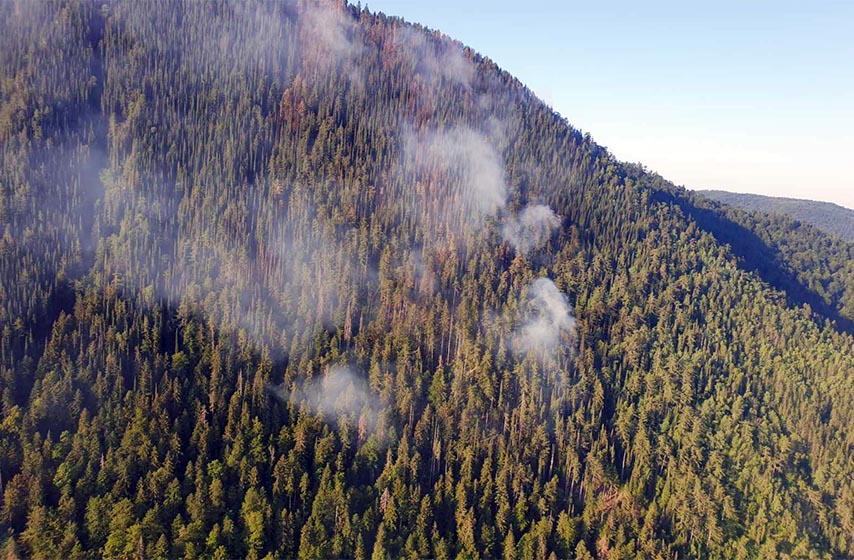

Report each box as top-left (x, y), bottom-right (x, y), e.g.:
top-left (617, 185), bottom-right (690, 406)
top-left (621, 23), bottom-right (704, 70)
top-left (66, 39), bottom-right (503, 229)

top-left (700, 190), bottom-right (854, 243)
top-left (1, 1), bottom-right (853, 558)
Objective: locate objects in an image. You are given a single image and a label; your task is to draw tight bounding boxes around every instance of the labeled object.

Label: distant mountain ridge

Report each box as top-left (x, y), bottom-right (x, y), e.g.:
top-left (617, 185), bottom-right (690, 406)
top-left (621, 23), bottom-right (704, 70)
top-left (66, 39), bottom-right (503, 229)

top-left (700, 189), bottom-right (854, 242)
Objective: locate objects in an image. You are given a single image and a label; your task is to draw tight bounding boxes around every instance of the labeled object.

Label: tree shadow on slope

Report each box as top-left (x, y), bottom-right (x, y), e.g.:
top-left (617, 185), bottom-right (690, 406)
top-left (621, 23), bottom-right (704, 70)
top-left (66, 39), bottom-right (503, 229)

top-left (650, 189), bottom-right (854, 335)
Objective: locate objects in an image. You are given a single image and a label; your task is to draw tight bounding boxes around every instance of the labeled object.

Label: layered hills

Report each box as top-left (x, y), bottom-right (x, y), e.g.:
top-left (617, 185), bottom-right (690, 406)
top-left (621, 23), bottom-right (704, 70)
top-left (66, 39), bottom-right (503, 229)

top-left (700, 190), bottom-right (854, 243)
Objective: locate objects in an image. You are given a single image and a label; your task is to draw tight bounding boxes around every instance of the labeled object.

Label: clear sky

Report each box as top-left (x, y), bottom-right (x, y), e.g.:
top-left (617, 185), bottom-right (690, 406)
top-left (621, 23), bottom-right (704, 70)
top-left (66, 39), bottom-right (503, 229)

top-left (365, 0), bottom-right (854, 209)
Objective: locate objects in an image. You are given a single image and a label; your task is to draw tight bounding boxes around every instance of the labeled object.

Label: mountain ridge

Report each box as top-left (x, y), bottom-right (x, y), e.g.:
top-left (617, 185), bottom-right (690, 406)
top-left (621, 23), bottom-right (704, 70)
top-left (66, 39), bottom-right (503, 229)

top-left (699, 189), bottom-right (854, 242)
top-left (1, 1), bottom-right (853, 558)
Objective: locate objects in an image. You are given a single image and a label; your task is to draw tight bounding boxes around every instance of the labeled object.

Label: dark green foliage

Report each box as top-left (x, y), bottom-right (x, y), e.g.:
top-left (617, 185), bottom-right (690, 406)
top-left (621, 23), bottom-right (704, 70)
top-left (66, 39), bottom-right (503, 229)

top-left (1, 1), bottom-right (853, 559)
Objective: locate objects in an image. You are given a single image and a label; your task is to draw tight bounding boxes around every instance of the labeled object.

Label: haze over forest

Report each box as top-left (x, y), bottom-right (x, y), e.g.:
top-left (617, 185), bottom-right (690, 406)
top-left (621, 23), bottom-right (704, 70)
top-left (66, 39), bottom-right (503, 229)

top-left (363, 0), bottom-right (854, 210)
top-left (1, 1), bottom-right (853, 559)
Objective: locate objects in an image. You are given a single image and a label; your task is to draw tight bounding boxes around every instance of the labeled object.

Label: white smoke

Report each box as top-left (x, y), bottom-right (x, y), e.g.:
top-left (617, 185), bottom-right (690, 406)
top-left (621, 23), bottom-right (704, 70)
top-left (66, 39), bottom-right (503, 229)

top-left (270, 365), bottom-right (384, 442)
top-left (393, 26), bottom-right (474, 89)
top-left (401, 125), bottom-right (507, 233)
top-left (502, 204), bottom-right (560, 254)
top-left (109, 0), bottom-right (365, 84)
top-left (298, 366), bottom-right (377, 418)
top-left (300, 1), bottom-right (364, 70)
top-left (512, 278), bottom-right (576, 360)
top-left (95, 175), bottom-right (372, 360)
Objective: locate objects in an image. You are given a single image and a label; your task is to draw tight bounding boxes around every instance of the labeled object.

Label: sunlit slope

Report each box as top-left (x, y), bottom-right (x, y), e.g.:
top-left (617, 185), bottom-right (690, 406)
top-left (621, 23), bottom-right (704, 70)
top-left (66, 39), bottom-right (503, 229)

top-left (0, 1), bottom-right (853, 558)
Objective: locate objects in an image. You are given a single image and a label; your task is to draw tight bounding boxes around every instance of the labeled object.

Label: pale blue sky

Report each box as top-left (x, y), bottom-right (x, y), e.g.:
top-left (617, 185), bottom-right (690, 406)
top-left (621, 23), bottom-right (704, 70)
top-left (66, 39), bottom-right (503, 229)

top-left (366, 0), bottom-right (854, 209)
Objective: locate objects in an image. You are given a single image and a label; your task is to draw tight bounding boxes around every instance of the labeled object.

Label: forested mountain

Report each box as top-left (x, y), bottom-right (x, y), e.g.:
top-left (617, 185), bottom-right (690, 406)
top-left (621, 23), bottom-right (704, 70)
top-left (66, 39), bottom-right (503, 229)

top-left (700, 190), bottom-right (854, 243)
top-left (1, 1), bottom-right (853, 558)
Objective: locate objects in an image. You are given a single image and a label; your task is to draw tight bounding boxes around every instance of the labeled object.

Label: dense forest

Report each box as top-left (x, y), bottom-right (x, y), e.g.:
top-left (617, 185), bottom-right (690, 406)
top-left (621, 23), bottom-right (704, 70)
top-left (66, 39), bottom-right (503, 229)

top-left (1, 0), bottom-right (854, 558)
top-left (700, 190), bottom-right (854, 244)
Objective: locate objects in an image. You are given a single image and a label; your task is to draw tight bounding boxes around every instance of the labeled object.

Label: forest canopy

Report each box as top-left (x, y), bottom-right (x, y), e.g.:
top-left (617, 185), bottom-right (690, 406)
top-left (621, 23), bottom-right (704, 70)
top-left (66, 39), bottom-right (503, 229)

top-left (1, 1), bottom-right (853, 558)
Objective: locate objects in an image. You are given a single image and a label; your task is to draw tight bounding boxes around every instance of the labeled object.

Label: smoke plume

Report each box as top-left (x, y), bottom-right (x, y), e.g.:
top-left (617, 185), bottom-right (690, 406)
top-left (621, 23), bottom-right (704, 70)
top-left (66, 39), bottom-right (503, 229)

top-left (393, 26), bottom-right (474, 89)
top-left (512, 278), bottom-right (576, 360)
top-left (271, 365), bottom-right (383, 442)
top-left (502, 204), bottom-right (560, 254)
top-left (401, 125), bottom-right (507, 235)
top-left (300, 0), bottom-right (365, 74)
